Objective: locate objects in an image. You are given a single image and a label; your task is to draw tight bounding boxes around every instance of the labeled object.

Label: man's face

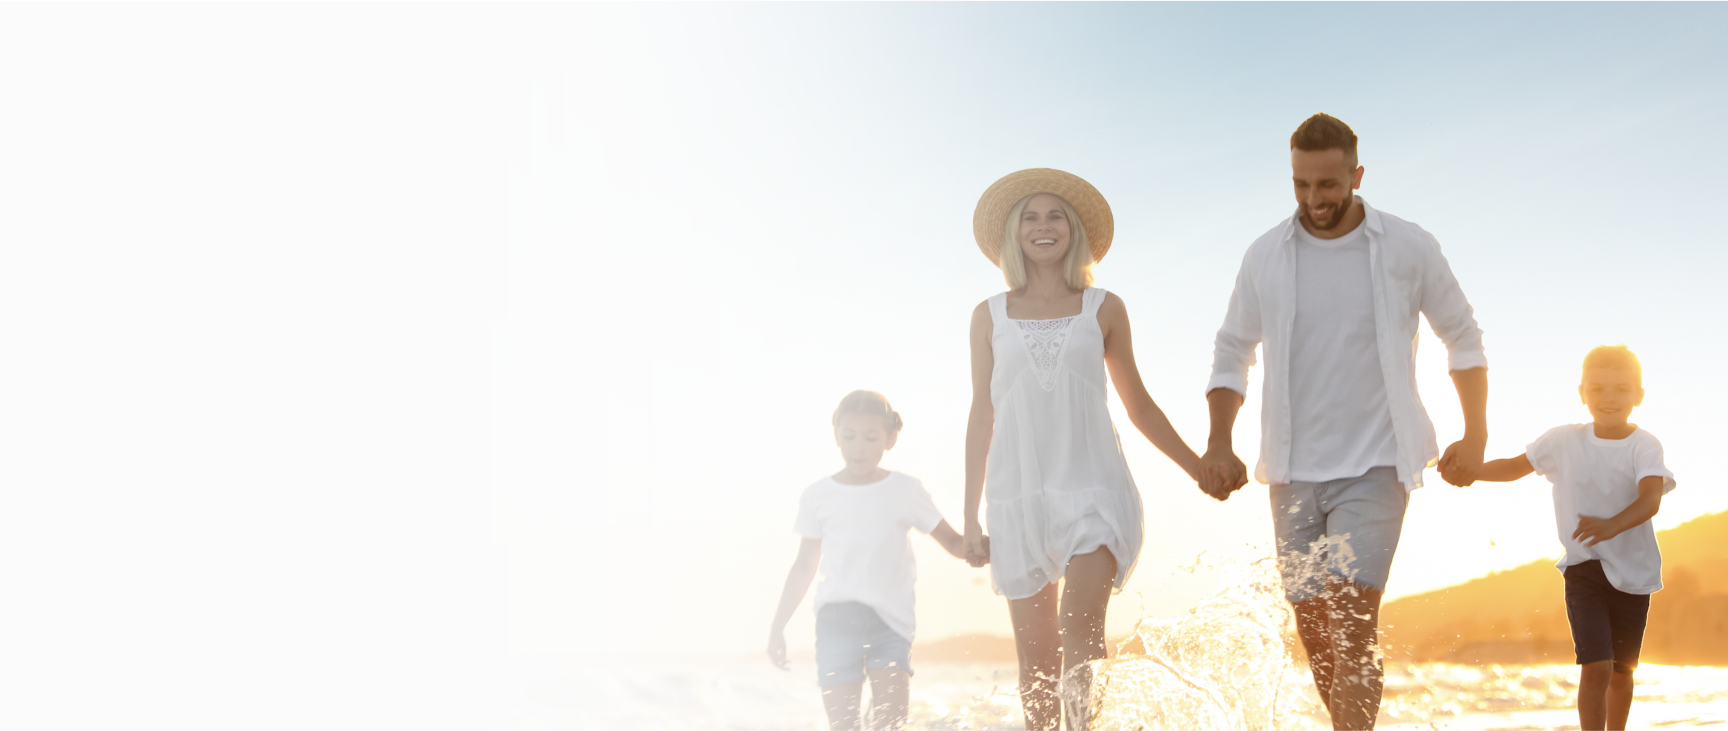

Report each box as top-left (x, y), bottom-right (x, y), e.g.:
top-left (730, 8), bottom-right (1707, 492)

top-left (1291, 148), bottom-right (1364, 232)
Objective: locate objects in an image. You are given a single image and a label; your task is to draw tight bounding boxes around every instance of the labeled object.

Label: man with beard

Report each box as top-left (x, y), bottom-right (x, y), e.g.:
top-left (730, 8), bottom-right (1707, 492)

top-left (1198, 113), bottom-right (1489, 730)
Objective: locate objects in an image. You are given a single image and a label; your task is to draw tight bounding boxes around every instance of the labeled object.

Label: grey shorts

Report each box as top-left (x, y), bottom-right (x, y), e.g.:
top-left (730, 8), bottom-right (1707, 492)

top-left (814, 602), bottom-right (912, 687)
top-left (1271, 466), bottom-right (1408, 602)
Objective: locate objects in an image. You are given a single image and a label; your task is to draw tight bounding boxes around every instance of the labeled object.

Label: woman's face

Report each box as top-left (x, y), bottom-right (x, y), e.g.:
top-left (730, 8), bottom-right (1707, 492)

top-left (1017, 193), bottom-right (1072, 268)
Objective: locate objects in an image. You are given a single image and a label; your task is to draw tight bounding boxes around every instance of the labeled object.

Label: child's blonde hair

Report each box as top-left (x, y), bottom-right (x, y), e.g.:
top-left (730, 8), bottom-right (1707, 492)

top-left (831, 390), bottom-right (903, 435)
top-left (999, 193), bottom-right (1095, 291)
top-left (1583, 344), bottom-right (1642, 386)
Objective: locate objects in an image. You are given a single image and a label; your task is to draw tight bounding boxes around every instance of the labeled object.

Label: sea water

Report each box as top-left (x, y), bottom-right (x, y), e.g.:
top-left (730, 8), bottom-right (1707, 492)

top-left (528, 547), bottom-right (1728, 730)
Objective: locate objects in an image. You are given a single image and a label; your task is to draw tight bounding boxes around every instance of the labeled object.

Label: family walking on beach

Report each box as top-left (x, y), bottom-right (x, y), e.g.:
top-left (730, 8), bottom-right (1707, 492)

top-left (769, 113), bottom-right (1677, 731)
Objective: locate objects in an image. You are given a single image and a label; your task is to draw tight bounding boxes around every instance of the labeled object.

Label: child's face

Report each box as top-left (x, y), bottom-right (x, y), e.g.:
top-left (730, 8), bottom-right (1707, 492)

top-left (834, 413), bottom-right (896, 475)
top-left (1579, 368), bottom-right (1643, 427)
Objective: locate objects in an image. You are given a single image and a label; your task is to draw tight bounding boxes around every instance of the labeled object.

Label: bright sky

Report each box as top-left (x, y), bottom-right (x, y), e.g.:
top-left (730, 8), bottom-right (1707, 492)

top-left (3, 4), bottom-right (1726, 728)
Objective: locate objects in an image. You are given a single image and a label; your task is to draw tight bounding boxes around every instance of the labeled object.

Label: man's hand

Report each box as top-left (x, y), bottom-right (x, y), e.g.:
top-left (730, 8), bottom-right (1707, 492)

top-left (1198, 447), bottom-right (1248, 501)
top-left (1574, 515), bottom-right (1625, 547)
top-left (767, 629), bottom-right (789, 670)
top-left (963, 521), bottom-right (991, 567)
top-left (1438, 436), bottom-right (1485, 487)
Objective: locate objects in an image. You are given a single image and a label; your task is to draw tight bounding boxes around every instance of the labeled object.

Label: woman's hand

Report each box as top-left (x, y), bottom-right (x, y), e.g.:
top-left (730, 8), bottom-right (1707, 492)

top-left (963, 521), bottom-right (991, 567)
top-left (767, 629), bottom-right (789, 670)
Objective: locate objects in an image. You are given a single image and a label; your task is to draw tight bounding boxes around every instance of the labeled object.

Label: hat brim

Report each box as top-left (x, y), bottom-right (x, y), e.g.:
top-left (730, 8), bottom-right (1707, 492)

top-left (972, 168), bottom-right (1114, 266)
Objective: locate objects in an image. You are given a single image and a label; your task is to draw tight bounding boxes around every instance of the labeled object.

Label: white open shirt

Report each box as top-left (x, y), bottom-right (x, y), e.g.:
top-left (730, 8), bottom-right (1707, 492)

top-left (1208, 198), bottom-right (1488, 489)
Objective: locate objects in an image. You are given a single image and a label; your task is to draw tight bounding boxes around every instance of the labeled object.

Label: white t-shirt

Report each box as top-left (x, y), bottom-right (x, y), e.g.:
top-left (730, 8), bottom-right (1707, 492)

top-left (1288, 220), bottom-right (1399, 482)
top-left (1526, 424), bottom-right (1677, 594)
top-left (793, 471), bottom-right (944, 642)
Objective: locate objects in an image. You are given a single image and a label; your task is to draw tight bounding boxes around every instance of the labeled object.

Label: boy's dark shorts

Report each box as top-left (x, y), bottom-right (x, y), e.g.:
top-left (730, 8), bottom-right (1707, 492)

top-left (1564, 560), bottom-right (1650, 674)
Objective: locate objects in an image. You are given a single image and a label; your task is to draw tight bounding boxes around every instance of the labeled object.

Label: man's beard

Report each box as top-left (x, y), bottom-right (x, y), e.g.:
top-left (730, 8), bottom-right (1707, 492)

top-left (1301, 195), bottom-right (1353, 232)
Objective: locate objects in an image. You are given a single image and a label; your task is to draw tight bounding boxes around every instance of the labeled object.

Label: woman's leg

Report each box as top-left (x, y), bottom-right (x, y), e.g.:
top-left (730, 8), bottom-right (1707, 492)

top-left (1060, 547), bottom-right (1118, 669)
top-left (1008, 582), bottom-right (1062, 731)
top-left (1059, 547), bottom-right (1118, 730)
top-left (863, 667), bottom-right (910, 730)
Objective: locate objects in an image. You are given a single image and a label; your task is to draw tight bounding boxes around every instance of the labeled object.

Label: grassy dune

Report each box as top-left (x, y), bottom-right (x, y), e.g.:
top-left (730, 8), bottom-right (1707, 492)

top-left (1381, 510), bottom-right (1728, 666)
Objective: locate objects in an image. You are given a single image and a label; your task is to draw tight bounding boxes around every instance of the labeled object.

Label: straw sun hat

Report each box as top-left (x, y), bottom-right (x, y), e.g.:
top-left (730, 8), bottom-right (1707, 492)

top-left (972, 168), bottom-right (1114, 266)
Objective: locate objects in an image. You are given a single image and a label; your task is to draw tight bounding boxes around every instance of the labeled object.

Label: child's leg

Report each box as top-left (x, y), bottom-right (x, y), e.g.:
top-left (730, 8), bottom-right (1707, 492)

top-left (1602, 585), bottom-right (1650, 731)
top-left (1606, 667), bottom-right (1634, 730)
top-left (1577, 660), bottom-right (1612, 730)
top-left (820, 681), bottom-right (865, 731)
top-left (1563, 561), bottom-right (1622, 731)
top-left (1008, 582), bottom-right (1062, 731)
top-left (863, 668), bottom-right (909, 730)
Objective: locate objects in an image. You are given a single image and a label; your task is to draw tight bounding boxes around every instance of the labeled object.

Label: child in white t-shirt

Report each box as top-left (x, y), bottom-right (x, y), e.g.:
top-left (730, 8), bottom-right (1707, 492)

top-left (767, 390), bottom-right (982, 731)
top-left (1470, 345), bottom-right (1676, 731)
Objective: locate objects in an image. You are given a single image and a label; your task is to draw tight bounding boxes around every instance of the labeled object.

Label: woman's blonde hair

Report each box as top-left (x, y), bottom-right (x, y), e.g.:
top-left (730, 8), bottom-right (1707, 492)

top-left (998, 193), bottom-right (1095, 291)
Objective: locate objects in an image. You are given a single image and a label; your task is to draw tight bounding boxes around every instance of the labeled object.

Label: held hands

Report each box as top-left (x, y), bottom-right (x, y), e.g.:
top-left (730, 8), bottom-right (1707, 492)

top-left (1197, 447), bottom-right (1248, 501)
top-left (1439, 436), bottom-right (1486, 487)
top-left (962, 521), bottom-right (991, 568)
top-left (1574, 515), bottom-right (1625, 547)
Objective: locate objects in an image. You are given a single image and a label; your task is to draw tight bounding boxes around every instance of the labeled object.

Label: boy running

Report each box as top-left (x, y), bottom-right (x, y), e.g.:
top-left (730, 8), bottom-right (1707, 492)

top-left (1470, 345), bottom-right (1676, 731)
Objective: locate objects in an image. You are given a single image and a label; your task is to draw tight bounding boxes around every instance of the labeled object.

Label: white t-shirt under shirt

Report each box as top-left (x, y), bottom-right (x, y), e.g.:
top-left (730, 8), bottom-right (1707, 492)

top-left (1288, 220), bottom-right (1399, 483)
top-left (1526, 424), bottom-right (1677, 594)
top-left (793, 471), bottom-right (944, 642)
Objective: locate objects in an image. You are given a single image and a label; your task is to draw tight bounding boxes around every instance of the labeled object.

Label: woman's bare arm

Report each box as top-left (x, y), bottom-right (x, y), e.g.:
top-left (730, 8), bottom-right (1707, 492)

top-left (963, 301), bottom-right (994, 565)
top-left (1098, 292), bottom-right (1201, 480)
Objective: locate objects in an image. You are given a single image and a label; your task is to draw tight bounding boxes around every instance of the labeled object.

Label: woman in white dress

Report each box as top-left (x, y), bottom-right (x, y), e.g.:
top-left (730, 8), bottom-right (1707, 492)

top-left (961, 169), bottom-right (1203, 730)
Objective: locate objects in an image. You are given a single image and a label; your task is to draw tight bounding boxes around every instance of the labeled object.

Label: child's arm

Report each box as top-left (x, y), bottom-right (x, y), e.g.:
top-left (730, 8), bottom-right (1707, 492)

top-left (930, 520), bottom-right (988, 565)
top-left (1574, 476), bottom-right (1665, 547)
top-left (767, 538), bottom-right (821, 670)
top-left (1471, 454), bottom-right (1534, 483)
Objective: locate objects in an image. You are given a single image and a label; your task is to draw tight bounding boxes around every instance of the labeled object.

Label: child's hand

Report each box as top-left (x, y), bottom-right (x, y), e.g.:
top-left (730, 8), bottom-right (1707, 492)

top-left (767, 630), bottom-right (789, 670)
top-left (1573, 514), bottom-right (1624, 547)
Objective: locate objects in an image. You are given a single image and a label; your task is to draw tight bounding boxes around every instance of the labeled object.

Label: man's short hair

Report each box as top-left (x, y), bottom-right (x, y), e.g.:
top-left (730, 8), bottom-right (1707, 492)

top-left (1583, 345), bottom-right (1642, 386)
top-left (1290, 113), bottom-right (1359, 167)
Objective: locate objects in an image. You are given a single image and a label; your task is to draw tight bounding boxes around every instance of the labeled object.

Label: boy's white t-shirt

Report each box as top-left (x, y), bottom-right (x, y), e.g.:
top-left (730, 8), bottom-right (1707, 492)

top-left (1525, 424), bottom-right (1677, 594)
top-left (793, 471), bottom-right (944, 643)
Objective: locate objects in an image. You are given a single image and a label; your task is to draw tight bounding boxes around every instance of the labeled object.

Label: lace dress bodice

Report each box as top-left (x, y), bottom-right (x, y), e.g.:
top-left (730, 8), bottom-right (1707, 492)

top-left (983, 288), bottom-right (1144, 600)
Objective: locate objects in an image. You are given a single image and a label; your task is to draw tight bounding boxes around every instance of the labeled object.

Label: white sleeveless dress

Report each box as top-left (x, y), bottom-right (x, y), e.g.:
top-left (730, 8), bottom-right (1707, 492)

top-left (986, 287), bottom-right (1145, 600)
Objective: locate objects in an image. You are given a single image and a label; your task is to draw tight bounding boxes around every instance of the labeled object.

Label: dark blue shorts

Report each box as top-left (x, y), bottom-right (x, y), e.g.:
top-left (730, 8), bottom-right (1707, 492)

top-left (1564, 560), bottom-right (1650, 674)
top-left (814, 602), bottom-right (912, 687)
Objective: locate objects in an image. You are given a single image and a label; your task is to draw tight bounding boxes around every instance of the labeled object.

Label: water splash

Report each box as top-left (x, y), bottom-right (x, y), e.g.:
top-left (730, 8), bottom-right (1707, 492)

top-left (1061, 541), bottom-right (1366, 731)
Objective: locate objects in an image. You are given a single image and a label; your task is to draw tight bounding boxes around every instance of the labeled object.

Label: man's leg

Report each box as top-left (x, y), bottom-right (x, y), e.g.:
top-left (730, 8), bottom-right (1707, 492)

top-left (1290, 597), bottom-right (1337, 709)
top-left (1271, 481), bottom-right (1330, 706)
top-left (1314, 466), bottom-right (1407, 730)
top-left (1321, 577), bottom-right (1385, 731)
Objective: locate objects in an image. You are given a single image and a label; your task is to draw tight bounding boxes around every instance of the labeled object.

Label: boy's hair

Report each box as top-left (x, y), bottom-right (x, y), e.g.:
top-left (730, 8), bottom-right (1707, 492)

top-left (1582, 344), bottom-right (1642, 386)
top-left (1291, 113), bottom-right (1359, 169)
top-left (999, 193), bottom-right (1094, 292)
top-left (832, 390), bottom-right (904, 434)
